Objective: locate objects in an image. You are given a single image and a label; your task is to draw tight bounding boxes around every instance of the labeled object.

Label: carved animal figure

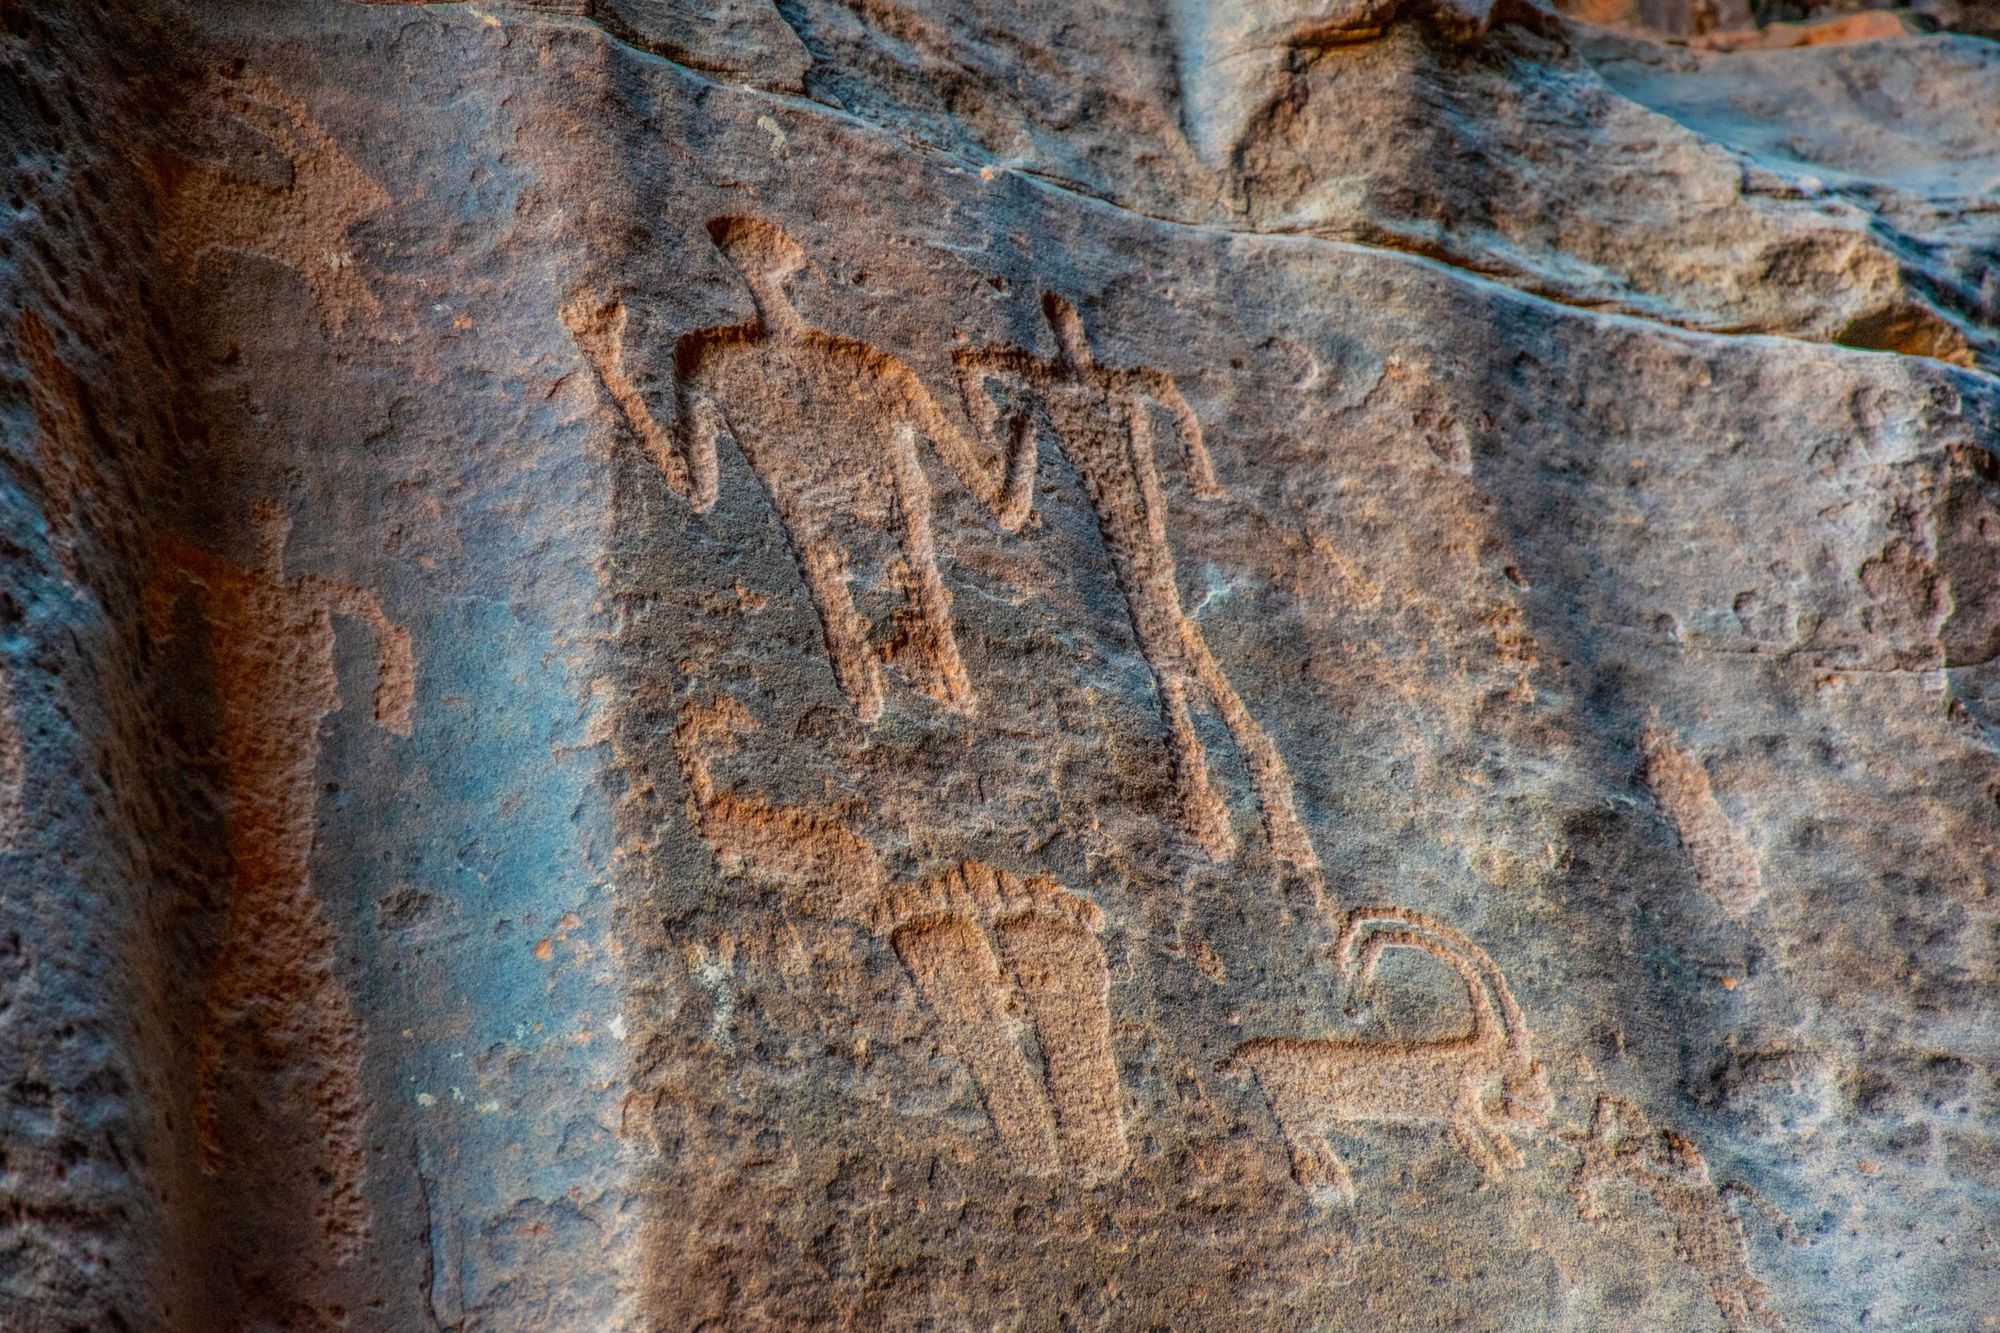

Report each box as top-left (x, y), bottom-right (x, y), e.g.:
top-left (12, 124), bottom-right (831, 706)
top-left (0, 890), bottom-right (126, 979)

top-left (669, 694), bottom-right (885, 923)
top-left (669, 699), bottom-right (1129, 1179)
top-left (955, 295), bottom-right (1322, 899)
top-left (159, 79), bottom-right (391, 337)
top-left (1567, 1095), bottom-right (1786, 1332)
top-left (145, 501), bottom-right (412, 1265)
top-left (1224, 905), bottom-right (1548, 1204)
top-left (584, 216), bottom-right (1033, 723)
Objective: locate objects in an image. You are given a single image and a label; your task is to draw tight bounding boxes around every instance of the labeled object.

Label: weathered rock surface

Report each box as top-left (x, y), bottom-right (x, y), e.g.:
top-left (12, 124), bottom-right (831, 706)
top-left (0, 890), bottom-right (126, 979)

top-left (2, 0), bottom-right (1997, 1328)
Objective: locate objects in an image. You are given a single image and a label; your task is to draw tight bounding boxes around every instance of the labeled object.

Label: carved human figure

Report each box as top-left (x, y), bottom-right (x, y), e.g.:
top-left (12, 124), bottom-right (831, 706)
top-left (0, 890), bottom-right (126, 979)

top-left (576, 216), bottom-right (1033, 724)
top-left (160, 79), bottom-right (390, 337)
top-left (955, 295), bottom-right (1320, 891)
top-left (145, 501), bottom-right (412, 1258)
top-left (1225, 905), bottom-right (1549, 1205)
top-left (670, 698), bottom-right (1129, 1179)
top-left (16, 310), bottom-right (107, 584)
top-left (1566, 1095), bottom-right (1785, 1332)
top-left (0, 658), bottom-right (21, 851)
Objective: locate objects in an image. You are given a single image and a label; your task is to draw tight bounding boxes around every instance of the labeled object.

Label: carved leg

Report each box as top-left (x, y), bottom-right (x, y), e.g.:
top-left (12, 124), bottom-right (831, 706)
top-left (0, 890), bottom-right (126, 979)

top-left (1179, 619), bottom-right (1323, 904)
top-left (1446, 1098), bottom-right (1511, 1181)
top-left (882, 424), bottom-right (974, 712)
top-left (1471, 1101), bottom-right (1526, 1170)
top-left (299, 956), bottom-right (370, 1255)
top-left (191, 995), bottom-right (232, 1172)
top-left (196, 774), bottom-right (307, 1172)
top-left (1160, 673), bottom-right (1234, 860)
top-left (995, 912), bottom-right (1129, 1182)
top-left (1258, 1080), bottom-right (1354, 1205)
top-left (891, 916), bottom-right (1059, 1174)
top-left (1124, 394), bottom-right (1318, 889)
top-left (798, 540), bottom-right (886, 724)
top-left (1101, 434), bottom-right (1235, 862)
top-left (194, 867), bottom-right (371, 1254)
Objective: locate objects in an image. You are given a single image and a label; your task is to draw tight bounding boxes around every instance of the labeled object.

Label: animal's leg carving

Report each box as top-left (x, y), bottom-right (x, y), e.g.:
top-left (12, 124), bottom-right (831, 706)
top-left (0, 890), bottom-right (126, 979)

top-left (891, 916), bottom-right (1059, 1174)
top-left (1471, 1098), bottom-right (1526, 1171)
top-left (1446, 1097), bottom-right (1515, 1181)
top-left (1261, 1077), bottom-right (1354, 1205)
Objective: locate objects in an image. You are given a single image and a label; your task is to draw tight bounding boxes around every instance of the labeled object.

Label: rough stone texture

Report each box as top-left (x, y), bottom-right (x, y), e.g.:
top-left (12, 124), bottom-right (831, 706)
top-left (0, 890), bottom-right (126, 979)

top-left (2, 0), bottom-right (1998, 1329)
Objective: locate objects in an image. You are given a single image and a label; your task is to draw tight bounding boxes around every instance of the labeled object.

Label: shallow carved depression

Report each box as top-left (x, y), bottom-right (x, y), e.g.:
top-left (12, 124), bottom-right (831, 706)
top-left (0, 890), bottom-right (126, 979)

top-left (2, 0), bottom-right (1998, 1328)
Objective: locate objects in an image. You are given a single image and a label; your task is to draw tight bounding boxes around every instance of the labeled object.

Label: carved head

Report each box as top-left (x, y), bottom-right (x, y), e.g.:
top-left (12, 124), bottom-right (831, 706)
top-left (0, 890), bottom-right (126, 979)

top-left (707, 215), bottom-right (806, 288)
top-left (249, 498), bottom-right (291, 575)
top-left (1040, 292), bottom-right (1094, 371)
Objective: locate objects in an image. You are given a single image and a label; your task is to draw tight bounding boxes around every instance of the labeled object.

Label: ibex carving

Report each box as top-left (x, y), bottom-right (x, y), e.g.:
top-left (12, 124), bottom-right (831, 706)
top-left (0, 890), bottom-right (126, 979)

top-left (1224, 905), bottom-right (1550, 1205)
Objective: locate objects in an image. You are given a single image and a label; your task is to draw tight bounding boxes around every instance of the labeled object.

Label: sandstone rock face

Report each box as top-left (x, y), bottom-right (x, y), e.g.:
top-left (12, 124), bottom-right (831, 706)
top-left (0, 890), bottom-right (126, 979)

top-left (3, 1), bottom-right (1998, 1328)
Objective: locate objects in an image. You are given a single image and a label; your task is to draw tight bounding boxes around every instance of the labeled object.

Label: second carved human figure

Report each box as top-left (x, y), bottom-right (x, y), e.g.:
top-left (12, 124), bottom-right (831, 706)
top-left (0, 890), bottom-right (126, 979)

top-left (956, 293), bottom-right (1325, 899)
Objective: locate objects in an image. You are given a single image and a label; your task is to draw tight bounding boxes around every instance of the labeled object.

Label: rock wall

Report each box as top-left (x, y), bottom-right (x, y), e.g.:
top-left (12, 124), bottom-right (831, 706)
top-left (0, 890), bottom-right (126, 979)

top-left (2, 1), bottom-right (1996, 1328)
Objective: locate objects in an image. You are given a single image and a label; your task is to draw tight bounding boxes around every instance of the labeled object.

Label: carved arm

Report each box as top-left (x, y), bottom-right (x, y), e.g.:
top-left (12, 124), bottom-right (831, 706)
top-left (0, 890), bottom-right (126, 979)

top-left (939, 347), bottom-right (1041, 533)
top-left (1136, 368), bottom-right (1224, 500)
top-left (669, 382), bottom-right (723, 514)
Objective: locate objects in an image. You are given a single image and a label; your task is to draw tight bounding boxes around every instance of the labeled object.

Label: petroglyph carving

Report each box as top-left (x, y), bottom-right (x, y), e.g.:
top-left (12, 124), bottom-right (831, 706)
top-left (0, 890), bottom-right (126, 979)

top-left (1225, 905), bottom-right (1549, 1204)
top-left (956, 295), bottom-right (1321, 895)
top-left (144, 501), bottom-right (413, 1257)
top-left (161, 79), bottom-right (390, 336)
top-left (890, 903), bottom-right (1060, 1174)
top-left (1641, 726), bottom-right (1766, 922)
top-left (563, 291), bottom-right (720, 511)
top-left (0, 659), bottom-right (21, 851)
top-left (662, 217), bottom-right (1035, 722)
top-left (670, 695), bottom-right (884, 922)
top-left (875, 859), bottom-right (1129, 1180)
top-left (669, 700), bottom-right (1128, 1178)
top-left (354, 0), bottom-right (818, 104)
top-left (16, 311), bottom-right (108, 584)
top-left (1565, 1095), bottom-right (1786, 1332)
top-left (684, 932), bottom-right (748, 1051)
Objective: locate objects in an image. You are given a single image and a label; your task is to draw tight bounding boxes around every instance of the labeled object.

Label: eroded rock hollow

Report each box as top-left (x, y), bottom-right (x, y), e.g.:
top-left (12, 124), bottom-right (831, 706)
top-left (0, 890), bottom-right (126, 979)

top-left (3, 0), bottom-right (1998, 1327)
